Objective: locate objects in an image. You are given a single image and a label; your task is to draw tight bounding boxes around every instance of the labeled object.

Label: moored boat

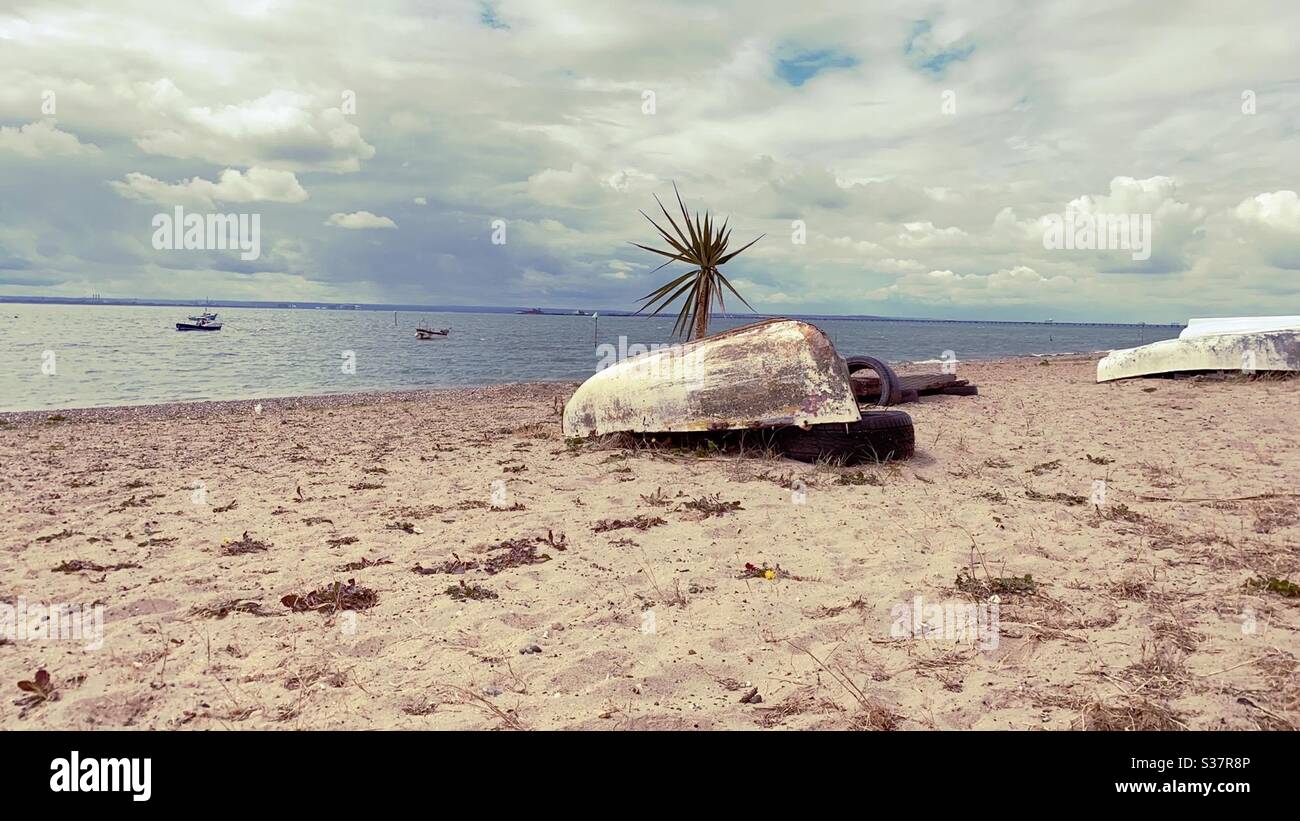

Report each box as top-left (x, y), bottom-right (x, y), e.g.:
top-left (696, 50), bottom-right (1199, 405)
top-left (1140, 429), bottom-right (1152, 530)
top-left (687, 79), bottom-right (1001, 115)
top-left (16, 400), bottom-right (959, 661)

top-left (176, 319), bottom-right (222, 331)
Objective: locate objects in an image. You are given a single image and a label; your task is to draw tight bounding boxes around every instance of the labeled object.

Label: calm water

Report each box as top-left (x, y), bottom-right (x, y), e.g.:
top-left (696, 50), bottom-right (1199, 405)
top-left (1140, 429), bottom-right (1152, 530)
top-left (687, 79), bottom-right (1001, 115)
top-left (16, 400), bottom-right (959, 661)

top-left (0, 304), bottom-right (1181, 412)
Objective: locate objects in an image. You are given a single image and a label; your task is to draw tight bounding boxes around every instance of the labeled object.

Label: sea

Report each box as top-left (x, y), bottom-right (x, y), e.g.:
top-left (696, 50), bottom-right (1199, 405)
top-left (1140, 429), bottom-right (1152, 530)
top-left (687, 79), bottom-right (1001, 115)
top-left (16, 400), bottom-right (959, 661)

top-left (0, 304), bottom-right (1182, 412)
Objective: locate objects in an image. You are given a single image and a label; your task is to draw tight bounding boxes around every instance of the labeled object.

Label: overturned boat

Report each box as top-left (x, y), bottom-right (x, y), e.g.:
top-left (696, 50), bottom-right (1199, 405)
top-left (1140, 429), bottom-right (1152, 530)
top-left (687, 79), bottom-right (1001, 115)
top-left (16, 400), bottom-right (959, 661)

top-left (1097, 316), bottom-right (1300, 382)
top-left (562, 319), bottom-right (914, 463)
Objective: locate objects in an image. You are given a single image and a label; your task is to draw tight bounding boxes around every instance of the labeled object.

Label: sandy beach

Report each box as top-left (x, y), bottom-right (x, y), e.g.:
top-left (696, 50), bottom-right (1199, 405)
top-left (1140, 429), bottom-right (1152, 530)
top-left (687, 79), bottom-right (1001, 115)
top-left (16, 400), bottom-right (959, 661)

top-left (1, 356), bottom-right (1296, 730)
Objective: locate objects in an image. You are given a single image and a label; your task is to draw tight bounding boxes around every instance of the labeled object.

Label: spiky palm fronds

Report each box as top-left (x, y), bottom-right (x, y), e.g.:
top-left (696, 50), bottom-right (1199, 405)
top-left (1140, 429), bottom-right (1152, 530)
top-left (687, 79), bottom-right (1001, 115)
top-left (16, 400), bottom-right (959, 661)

top-left (632, 183), bottom-right (762, 340)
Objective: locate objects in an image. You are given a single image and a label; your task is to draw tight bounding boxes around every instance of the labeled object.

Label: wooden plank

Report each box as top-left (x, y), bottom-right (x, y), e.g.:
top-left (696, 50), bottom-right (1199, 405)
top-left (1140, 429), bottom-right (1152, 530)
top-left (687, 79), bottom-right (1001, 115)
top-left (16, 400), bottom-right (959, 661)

top-left (851, 372), bottom-right (962, 397)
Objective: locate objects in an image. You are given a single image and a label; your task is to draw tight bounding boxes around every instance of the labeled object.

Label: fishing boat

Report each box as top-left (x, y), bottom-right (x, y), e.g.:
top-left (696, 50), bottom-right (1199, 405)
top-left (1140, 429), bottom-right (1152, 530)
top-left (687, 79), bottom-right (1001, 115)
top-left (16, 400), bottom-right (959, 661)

top-left (1097, 316), bottom-right (1300, 381)
top-left (176, 310), bottom-right (222, 331)
top-left (562, 318), bottom-right (914, 463)
top-left (415, 325), bottom-right (449, 339)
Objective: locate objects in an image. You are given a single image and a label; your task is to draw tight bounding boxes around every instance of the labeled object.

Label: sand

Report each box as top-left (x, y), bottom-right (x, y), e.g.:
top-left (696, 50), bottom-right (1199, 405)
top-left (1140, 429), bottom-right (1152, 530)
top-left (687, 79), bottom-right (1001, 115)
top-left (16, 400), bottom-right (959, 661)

top-left (1, 357), bottom-right (1296, 730)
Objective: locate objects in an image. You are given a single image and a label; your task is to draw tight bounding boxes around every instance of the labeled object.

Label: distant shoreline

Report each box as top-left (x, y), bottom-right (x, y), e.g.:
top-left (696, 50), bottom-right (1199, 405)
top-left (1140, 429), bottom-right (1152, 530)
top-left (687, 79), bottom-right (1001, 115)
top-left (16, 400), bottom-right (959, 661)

top-left (0, 352), bottom-right (1104, 418)
top-left (0, 296), bottom-right (1185, 329)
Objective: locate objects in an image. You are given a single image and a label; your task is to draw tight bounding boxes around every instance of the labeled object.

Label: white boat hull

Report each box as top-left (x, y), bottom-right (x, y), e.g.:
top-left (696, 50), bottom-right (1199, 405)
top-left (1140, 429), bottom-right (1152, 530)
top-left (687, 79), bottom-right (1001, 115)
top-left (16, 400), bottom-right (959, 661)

top-left (1097, 330), bottom-right (1300, 382)
top-left (1180, 315), bottom-right (1300, 339)
top-left (562, 319), bottom-right (862, 437)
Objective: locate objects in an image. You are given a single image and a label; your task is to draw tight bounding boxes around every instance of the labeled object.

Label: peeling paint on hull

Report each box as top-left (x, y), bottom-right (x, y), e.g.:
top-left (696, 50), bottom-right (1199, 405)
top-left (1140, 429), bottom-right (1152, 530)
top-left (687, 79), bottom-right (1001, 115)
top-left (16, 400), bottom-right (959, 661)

top-left (562, 319), bottom-right (862, 437)
top-left (1097, 331), bottom-right (1300, 382)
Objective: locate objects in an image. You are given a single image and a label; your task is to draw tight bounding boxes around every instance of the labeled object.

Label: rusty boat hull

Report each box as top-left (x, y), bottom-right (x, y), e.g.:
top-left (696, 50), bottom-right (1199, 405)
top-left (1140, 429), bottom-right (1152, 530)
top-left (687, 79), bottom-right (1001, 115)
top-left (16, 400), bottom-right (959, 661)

top-left (562, 318), bottom-right (862, 437)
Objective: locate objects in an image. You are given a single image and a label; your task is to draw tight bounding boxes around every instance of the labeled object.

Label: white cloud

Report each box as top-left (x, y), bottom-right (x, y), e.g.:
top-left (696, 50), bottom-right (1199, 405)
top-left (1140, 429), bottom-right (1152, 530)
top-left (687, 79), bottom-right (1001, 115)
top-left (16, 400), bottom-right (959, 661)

top-left (0, 119), bottom-right (99, 158)
top-left (1233, 190), bottom-right (1300, 269)
top-left (110, 167), bottom-right (308, 208)
top-left (1234, 190), bottom-right (1300, 232)
top-left (1, 1), bottom-right (1297, 318)
top-left (869, 266), bottom-right (1076, 304)
top-left (326, 211), bottom-right (397, 229)
top-left (133, 84), bottom-right (375, 173)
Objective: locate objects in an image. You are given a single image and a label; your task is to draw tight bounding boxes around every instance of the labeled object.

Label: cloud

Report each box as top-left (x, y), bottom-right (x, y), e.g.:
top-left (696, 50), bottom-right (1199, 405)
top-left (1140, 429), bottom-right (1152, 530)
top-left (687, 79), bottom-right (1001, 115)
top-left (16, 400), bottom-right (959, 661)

top-left (1233, 190), bottom-right (1300, 231)
top-left (326, 211), bottom-right (397, 229)
top-left (869, 266), bottom-right (1076, 304)
top-left (132, 84), bottom-right (375, 173)
top-left (1061, 177), bottom-right (1205, 273)
top-left (1233, 190), bottom-right (1300, 269)
top-left (0, 119), bottom-right (99, 158)
top-left (0, 1), bottom-right (1296, 321)
top-left (110, 167), bottom-right (308, 208)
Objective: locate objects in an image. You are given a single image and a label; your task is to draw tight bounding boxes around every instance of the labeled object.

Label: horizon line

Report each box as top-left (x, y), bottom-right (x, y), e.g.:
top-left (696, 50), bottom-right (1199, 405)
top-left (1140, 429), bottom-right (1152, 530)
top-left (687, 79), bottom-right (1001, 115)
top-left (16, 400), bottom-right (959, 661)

top-left (0, 294), bottom-right (1187, 328)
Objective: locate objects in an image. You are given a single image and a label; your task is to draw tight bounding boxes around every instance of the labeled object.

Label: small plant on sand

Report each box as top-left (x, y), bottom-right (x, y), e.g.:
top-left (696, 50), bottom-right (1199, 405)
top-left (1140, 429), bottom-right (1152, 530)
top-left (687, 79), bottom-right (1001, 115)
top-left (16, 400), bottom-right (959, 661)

top-left (190, 599), bottom-right (275, 619)
top-left (446, 581), bottom-right (498, 601)
top-left (1101, 503), bottom-right (1144, 523)
top-left (593, 515), bottom-right (666, 533)
top-left (955, 572), bottom-right (1037, 598)
top-left (16, 669), bottom-right (57, 707)
top-left (386, 520), bottom-right (423, 534)
top-left (337, 556), bottom-right (392, 571)
top-left (281, 579), bottom-right (378, 614)
top-left (221, 531), bottom-right (272, 556)
top-left (1245, 576), bottom-right (1300, 598)
top-left (837, 470), bottom-right (883, 486)
top-left (412, 553), bottom-right (479, 575)
top-left (482, 538), bottom-right (553, 574)
top-left (539, 530), bottom-right (568, 550)
top-left (678, 494), bottom-right (742, 517)
top-left (1024, 487), bottom-right (1086, 506)
top-left (52, 559), bottom-right (141, 573)
top-left (1025, 459), bottom-right (1062, 476)
top-left (632, 183), bottom-right (763, 340)
top-left (738, 562), bottom-right (801, 581)
top-left (639, 487), bottom-right (671, 506)
top-left (1075, 697), bottom-right (1185, 731)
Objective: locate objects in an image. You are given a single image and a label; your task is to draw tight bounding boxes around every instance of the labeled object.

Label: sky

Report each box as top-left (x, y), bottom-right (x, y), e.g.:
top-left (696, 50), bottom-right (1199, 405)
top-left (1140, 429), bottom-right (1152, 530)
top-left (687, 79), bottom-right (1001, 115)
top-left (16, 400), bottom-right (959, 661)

top-left (0, 0), bottom-right (1297, 322)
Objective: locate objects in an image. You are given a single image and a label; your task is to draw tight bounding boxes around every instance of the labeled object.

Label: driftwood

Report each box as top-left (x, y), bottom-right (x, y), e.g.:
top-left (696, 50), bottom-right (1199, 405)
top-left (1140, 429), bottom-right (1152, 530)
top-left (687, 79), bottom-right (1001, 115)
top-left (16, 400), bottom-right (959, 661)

top-left (851, 373), bottom-right (976, 403)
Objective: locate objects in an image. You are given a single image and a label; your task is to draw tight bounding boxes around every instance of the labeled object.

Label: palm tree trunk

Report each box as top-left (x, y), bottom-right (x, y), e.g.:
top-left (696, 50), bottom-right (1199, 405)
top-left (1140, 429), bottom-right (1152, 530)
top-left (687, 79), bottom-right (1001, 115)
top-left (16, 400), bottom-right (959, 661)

top-left (693, 270), bottom-right (712, 339)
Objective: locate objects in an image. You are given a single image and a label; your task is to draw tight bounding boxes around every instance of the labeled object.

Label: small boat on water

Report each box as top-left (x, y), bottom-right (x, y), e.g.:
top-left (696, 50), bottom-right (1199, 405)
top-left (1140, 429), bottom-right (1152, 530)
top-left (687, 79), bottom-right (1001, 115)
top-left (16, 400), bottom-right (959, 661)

top-left (415, 325), bottom-right (449, 339)
top-left (176, 319), bottom-right (221, 331)
top-left (176, 312), bottom-right (222, 331)
top-left (1097, 316), bottom-right (1300, 381)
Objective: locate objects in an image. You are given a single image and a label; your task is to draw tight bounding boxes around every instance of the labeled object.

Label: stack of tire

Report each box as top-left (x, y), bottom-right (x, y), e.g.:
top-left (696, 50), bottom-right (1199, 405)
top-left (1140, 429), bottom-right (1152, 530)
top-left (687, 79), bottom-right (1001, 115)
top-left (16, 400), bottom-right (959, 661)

top-left (775, 355), bottom-right (915, 465)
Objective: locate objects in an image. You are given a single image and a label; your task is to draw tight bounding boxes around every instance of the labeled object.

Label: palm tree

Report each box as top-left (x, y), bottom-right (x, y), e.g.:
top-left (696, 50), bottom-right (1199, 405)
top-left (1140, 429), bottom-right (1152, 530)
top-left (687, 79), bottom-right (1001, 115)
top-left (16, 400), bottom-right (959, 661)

top-left (632, 183), bottom-right (763, 340)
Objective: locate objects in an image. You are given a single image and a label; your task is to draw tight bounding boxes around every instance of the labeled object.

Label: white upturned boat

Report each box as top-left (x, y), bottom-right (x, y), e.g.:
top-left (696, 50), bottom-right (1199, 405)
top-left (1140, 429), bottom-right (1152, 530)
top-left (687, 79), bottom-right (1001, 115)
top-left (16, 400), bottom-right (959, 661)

top-left (563, 319), bottom-right (862, 437)
top-left (1097, 316), bottom-right (1300, 382)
